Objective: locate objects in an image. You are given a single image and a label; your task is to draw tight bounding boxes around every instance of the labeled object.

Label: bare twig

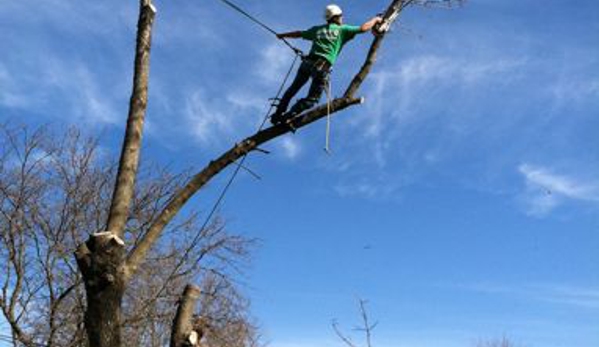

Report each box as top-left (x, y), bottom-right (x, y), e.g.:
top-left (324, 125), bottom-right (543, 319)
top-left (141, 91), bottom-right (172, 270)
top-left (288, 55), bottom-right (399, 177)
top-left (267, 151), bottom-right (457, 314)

top-left (332, 299), bottom-right (378, 347)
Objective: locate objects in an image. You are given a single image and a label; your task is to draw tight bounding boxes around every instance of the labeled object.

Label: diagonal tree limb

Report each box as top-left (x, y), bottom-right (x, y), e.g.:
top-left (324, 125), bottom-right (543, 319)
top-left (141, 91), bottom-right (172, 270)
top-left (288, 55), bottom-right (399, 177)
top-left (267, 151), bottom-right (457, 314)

top-left (125, 0), bottom-right (410, 280)
top-left (106, 0), bottom-right (156, 239)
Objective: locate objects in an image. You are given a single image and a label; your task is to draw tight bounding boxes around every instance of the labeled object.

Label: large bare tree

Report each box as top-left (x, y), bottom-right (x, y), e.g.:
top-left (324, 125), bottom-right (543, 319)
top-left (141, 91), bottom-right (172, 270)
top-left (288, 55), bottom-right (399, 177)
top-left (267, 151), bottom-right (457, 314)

top-left (0, 124), bottom-right (256, 347)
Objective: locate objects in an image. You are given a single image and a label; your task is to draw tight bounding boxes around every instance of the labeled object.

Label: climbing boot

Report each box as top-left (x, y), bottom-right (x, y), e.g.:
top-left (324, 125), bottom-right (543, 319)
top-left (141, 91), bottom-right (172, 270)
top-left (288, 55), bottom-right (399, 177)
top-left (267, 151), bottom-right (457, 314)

top-left (270, 111), bottom-right (285, 125)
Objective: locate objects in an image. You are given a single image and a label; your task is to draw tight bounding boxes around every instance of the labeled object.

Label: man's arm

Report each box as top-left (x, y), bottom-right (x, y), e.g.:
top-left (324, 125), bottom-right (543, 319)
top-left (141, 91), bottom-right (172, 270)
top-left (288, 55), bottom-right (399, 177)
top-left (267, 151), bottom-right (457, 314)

top-left (277, 31), bottom-right (303, 39)
top-left (360, 16), bottom-right (383, 33)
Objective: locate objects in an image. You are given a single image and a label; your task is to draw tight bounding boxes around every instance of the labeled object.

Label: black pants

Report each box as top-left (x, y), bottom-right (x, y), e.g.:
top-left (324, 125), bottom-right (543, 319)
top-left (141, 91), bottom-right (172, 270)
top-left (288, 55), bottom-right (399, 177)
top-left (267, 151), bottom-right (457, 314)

top-left (276, 56), bottom-right (331, 117)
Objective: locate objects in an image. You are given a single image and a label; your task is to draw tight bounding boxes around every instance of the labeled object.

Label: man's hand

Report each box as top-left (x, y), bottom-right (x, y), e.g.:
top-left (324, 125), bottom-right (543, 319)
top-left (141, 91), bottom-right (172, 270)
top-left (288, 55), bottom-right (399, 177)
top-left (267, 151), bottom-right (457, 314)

top-left (371, 16), bottom-right (384, 35)
top-left (361, 16), bottom-right (384, 33)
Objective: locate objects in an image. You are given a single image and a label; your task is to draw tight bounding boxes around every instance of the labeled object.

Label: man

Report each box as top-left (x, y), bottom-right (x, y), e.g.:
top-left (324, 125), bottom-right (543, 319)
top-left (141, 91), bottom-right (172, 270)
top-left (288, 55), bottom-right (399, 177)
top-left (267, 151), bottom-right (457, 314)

top-left (270, 4), bottom-right (382, 125)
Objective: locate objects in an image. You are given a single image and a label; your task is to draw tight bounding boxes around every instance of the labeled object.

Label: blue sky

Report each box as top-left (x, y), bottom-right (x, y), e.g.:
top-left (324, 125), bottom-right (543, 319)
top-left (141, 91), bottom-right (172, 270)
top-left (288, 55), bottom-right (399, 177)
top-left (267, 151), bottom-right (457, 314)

top-left (1, 0), bottom-right (598, 346)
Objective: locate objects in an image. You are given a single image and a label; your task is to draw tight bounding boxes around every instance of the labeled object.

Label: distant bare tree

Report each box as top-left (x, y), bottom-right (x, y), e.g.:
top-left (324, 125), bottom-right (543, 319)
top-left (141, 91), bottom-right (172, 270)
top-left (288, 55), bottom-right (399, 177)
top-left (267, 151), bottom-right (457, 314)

top-left (0, 124), bottom-right (256, 347)
top-left (475, 336), bottom-right (521, 347)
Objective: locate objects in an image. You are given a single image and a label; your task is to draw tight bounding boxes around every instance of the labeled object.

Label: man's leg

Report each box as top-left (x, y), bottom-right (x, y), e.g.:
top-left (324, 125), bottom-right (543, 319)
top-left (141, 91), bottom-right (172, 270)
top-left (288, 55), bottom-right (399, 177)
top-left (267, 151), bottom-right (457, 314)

top-left (287, 67), bottom-right (330, 117)
top-left (271, 62), bottom-right (311, 124)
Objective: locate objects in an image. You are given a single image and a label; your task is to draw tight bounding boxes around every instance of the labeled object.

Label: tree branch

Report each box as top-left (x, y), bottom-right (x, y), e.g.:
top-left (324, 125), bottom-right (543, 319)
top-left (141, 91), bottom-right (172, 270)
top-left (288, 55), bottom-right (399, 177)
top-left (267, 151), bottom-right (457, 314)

top-left (106, 1), bottom-right (157, 238)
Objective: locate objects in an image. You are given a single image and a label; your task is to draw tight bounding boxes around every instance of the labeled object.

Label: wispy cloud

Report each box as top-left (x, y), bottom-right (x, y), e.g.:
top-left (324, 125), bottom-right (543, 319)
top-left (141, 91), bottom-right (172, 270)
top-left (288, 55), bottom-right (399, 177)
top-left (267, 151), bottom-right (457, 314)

top-left (396, 55), bottom-right (526, 87)
top-left (0, 56), bottom-right (122, 125)
top-left (1, 0), bottom-right (136, 38)
top-left (184, 89), bottom-right (235, 146)
top-left (548, 77), bottom-right (599, 110)
top-left (182, 88), bottom-right (267, 148)
top-left (360, 54), bottom-right (527, 139)
top-left (325, 54), bottom-right (528, 199)
top-left (333, 173), bottom-right (404, 200)
top-left (518, 163), bottom-right (599, 216)
top-left (459, 282), bottom-right (599, 310)
top-left (256, 43), bottom-right (296, 85)
top-left (0, 63), bottom-right (27, 108)
top-left (0, 0), bottom-right (135, 125)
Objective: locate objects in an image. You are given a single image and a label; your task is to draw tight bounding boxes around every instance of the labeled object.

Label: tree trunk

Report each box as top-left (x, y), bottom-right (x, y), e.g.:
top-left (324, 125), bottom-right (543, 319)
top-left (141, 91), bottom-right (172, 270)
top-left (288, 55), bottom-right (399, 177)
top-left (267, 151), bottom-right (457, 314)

top-left (75, 2), bottom-right (155, 346)
top-left (76, 232), bottom-right (126, 347)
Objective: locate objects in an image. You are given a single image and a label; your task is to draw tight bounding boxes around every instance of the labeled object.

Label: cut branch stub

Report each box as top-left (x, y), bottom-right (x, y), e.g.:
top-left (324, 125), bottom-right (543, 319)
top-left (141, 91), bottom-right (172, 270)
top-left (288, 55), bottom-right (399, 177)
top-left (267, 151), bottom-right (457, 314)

top-left (75, 232), bottom-right (127, 347)
top-left (76, 232), bottom-right (126, 288)
top-left (171, 284), bottom-right (203, 347)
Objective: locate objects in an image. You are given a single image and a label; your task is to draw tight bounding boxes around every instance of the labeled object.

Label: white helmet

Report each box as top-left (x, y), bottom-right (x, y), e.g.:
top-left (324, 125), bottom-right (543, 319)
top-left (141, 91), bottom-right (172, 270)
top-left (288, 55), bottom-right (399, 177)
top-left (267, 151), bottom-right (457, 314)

top-left (324, 4), bottom-right (343, 21)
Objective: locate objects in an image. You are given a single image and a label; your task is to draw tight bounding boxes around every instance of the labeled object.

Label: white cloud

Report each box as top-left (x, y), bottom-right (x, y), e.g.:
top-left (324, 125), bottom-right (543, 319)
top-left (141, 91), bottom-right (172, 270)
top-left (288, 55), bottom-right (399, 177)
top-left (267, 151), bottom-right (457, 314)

top-left (357, 54), bottom-right (527, 142)
top-left (0, 55), bottom-right (121, 125)
top-left (45, 59), bottom-right (121, 124)
top-left (0, 64), bottom-right (27, 108)
top-left (226, 91), bottom-right (266, 123)
top-left (256, 43), bottom-right (296, 84)
top-left (181, 88), bottom-right (267, 147)
top-left (1, 0), bottom-right (136, 39)
top-left (334, 181), bottom-right (380, 198)
top-left (0, 0), bottom-right (143, 127)
top-left (278, 137), bottom-right (302, 160)
top-left (396, 55), bottom-right (526, 87)
top-left (333, 174), bottom-right (403, 200)
top-left (185, 89), bottom-right (234, 145)
top-left (548, 78), bottom-right (599, 109)
top-left (518, 163), bottom-right (599, 216)
top-left (328, 54), bottom-right (529, 200)
top-left (540, 285), bottom-right (599, 309)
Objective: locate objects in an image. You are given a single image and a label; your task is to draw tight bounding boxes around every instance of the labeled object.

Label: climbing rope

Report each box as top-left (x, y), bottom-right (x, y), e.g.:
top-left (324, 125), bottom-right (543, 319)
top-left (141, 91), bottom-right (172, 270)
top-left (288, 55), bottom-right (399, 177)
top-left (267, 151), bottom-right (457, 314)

top-left (216, 0), bottom-right (304, 56)
top-left (324, 75), bottom-right (333, 154)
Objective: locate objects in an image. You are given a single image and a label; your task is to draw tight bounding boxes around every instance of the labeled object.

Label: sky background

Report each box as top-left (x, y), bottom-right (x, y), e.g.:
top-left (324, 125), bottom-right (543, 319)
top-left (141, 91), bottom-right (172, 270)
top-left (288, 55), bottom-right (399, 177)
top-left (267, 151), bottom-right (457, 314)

top-left (1, 0), bottom-right (598, 346)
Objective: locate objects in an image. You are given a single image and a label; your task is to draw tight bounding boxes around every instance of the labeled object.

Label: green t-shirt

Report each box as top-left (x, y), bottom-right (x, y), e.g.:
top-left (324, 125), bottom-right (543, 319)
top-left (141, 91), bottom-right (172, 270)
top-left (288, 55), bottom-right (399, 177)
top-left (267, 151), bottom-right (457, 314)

top-left (301, 24), bottom-right (362, 64)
